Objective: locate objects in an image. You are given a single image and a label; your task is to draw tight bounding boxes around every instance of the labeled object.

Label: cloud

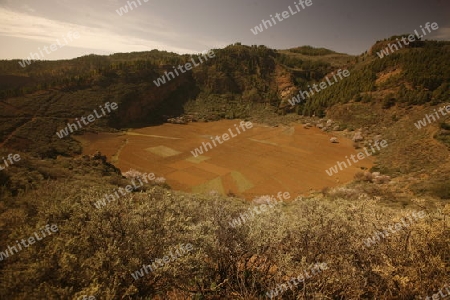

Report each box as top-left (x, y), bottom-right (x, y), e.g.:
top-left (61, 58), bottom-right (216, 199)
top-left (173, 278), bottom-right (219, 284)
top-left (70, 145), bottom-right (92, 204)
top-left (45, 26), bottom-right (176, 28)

top-left (430, 27), bottom-right (450, 40)
top-left (20, 4), bottom-right (35, 13)
top-left (0, 7), bottom-right (199, 56)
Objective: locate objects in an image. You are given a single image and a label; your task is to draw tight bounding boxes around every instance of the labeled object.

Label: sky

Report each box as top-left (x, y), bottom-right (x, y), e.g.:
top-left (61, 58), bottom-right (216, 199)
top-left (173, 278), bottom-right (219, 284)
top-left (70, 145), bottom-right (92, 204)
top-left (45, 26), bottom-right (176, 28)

top-left (0, 0), bottom-right (449, 60)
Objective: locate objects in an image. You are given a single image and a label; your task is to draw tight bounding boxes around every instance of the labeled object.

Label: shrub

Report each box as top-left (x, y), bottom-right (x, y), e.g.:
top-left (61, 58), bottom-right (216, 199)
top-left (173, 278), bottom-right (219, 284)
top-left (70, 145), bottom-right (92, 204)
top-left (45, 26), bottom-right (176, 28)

top-left (430, 180), bottom-right (450, 199)
top-left (0, 169), bottom-right (448, 299)
top-left (382, 94), bottom-right (396, 109)
top-left (439, 122), bottom-right (450, 130)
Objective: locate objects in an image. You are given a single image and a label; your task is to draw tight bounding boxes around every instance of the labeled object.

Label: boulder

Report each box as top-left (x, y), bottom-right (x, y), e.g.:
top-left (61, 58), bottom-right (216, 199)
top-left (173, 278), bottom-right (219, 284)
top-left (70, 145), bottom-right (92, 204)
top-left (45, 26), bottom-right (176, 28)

top-left (363, 171), bottom-right (373, 181)
top-left (371, 172), bottom-right (391, 184)
top-left (372, 175), bottom-right (391, 184)
top-left (330, 137), bottom-right (339, 143)
top-left (352, 131), bottom-right (364, 142)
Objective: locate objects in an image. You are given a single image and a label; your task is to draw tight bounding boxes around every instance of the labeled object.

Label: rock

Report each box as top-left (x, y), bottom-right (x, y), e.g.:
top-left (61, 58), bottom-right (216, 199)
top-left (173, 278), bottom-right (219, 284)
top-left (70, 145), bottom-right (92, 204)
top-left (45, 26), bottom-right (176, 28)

top-left (373, 175), bottom-right (390, 184)
top-left (352, 131), bottom-right (364, 142)
top-left (364, 171), bottom-right (371, 176)
top-left (303, 123), bottom-right (312, 129)
top-left (327, 119), bottom-right (333, 126)
top-left (253, 195), bottom-right (273, 205)
top-left (371, 173), bottom-right (391, 184)
top-left (330, 137), bottom-right (339, 143)
top-left (317, 123), bottom-right (324, 129)
top-left (168, 117), bottom-right (187, 124)
top-left (333, 125), bottom-right (340, 131)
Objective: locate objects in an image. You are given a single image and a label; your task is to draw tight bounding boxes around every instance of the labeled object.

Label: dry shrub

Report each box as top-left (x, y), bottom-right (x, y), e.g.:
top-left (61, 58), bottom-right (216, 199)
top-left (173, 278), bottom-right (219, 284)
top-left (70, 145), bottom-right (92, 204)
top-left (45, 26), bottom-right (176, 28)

top-left (0, 179), bottom-right (448, 299)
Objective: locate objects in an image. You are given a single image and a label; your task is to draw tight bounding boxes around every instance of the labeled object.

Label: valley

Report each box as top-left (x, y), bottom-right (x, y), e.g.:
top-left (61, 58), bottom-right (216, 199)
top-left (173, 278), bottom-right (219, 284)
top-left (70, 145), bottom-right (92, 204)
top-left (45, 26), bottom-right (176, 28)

top-left (0, 36), bottom-right (449, 299)
top-left (76, 120), bottom-right (373, 199)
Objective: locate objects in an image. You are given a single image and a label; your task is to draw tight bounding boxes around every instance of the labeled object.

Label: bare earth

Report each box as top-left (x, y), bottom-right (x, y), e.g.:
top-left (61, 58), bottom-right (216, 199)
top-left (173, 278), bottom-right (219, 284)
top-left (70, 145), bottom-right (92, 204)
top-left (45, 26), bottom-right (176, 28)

top-left (76, 120), bottom-right (373, 200)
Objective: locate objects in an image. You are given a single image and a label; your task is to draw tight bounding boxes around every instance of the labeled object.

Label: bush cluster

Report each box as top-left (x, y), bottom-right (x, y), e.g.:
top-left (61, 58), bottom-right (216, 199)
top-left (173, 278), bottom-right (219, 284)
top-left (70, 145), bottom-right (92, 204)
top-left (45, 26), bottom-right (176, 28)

top-left (0, 178), bottom-right (448, 299)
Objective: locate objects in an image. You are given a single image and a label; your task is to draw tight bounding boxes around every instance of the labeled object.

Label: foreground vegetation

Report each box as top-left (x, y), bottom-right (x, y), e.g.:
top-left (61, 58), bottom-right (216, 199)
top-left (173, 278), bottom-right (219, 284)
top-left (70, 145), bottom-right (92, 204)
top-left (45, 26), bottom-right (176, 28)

top-left (0, 163), bottom-right (448, 299)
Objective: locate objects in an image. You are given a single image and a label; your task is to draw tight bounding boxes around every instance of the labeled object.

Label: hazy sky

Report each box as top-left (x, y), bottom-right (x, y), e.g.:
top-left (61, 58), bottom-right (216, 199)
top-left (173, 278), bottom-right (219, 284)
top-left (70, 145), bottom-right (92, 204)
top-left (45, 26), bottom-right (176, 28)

top-left (0, 0), bottom-right (449, 60)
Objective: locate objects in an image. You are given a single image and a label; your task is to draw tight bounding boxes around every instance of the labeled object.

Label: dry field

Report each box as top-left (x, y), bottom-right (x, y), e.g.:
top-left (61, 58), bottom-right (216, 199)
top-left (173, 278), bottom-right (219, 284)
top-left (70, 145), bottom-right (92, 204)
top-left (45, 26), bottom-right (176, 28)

top-left (76, 120), bottom-right (373, 200)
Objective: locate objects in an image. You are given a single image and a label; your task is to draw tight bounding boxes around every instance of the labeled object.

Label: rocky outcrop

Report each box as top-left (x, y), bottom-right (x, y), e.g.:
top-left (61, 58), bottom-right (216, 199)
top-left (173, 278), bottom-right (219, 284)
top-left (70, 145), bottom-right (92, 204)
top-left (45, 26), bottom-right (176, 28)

top-left (330, 137), bottom-right (339, 143)
top-left (352, 130), bottom-right (364, 142)
top-left (166, 117), bottom-right (188, 124)
top-left (371, 172), bottom-right (391, 184)
top-left (275, 65), bottom-right (297, 108)
top-left (355, 171), bottom-right (391, 184)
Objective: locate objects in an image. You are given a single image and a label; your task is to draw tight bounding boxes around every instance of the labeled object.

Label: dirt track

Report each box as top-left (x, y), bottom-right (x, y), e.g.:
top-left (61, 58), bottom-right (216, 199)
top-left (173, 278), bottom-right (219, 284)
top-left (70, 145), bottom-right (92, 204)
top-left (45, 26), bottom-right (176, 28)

top-left (76, 120), bottom-right (373, 200)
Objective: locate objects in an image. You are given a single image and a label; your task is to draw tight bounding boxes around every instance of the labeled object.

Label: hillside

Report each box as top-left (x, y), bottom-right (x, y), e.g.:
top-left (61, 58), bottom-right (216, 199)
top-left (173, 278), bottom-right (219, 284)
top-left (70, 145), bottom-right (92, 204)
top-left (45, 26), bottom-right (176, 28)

top-left (1, 41), bottom-right (449, 197)
top-left (0, 40), bottom-right (449, 299)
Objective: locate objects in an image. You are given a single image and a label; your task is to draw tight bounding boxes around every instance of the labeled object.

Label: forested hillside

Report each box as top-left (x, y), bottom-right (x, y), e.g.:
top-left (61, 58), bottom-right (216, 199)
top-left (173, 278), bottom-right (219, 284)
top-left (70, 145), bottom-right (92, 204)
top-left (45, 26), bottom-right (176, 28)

top-left (297, 40), bottom-right (450, 116)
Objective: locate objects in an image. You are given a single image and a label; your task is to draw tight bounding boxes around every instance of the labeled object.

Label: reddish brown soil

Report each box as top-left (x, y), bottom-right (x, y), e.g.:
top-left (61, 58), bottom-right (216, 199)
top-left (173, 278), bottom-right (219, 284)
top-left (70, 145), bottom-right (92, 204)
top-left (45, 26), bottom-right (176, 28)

top-left (76, 120), bottom-right (373, 200)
